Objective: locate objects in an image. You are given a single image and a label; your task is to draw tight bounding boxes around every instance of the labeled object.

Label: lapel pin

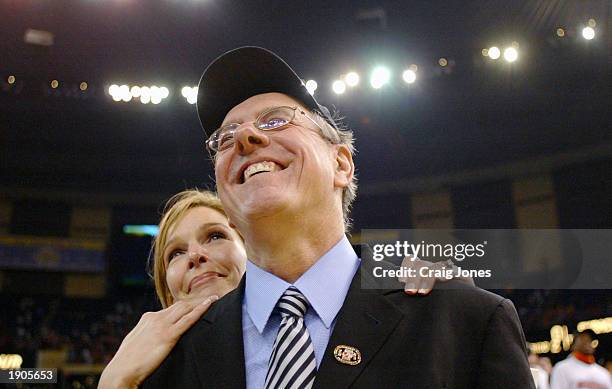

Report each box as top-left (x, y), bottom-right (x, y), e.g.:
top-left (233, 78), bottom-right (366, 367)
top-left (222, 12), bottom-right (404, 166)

top-left (333, 345), bottom-right (361, 365)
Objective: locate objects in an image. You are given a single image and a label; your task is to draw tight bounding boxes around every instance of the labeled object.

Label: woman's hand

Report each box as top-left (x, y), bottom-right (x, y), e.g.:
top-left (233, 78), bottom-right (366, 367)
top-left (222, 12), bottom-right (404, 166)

top-left (399, 255), bottom-right (475, 295)
top-left (98, 295), bottom-right (218, 389)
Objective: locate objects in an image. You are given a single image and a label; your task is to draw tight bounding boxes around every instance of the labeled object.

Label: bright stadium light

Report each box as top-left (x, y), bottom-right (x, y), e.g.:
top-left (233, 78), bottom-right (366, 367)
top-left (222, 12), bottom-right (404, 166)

top-left (130, 86), bottom-right (141, 98)
top-left (305, 80), bottom-right (318, 95)
top-left (402, 69), bottom-right (416, 84)
top-left (151, 95), bottom-right (162, 104)
top-left (582, 26), bottom-right (595, 40)
top-left (345, 72), bottom-right (360, 87)
top-left (150, 86), bottom-right (161, 99)
top-left (370, 66), bottom-right (390, 89)
top-left (140, 86), bottom-right (151, 104)
top-left (503, 47), bottom-right (518, 62)
top-left (160, 86), bottom-right (169, 99)
top-left (488, 46), bottom-right (501, 60)
top-left (119, 85), bottom-right (131, 102)
top-left (332, 80), bottom-right (346, 95)
top-left (109, 84), bottom-right (119, 96)
top-left (181, 86), bottom-right (198, 104)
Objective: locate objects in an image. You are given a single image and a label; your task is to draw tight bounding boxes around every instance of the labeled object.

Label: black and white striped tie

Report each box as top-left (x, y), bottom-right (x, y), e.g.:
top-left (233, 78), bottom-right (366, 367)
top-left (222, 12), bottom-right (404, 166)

top-left (264, 287), bottom-right (317, 389)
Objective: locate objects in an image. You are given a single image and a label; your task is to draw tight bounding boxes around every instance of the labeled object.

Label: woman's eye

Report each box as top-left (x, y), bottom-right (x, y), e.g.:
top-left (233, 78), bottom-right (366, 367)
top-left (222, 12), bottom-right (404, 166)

top-left (167, 250), bottom-right (184, 262)
top-left (208, 231), bottom-right (227, 242)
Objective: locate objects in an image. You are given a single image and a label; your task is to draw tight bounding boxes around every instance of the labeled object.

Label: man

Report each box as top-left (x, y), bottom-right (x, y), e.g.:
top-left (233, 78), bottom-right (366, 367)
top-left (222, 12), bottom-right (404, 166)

top-left (551, 330), bottom-right (612, 389)
top-left (144, 46), bottom-right (534, 388)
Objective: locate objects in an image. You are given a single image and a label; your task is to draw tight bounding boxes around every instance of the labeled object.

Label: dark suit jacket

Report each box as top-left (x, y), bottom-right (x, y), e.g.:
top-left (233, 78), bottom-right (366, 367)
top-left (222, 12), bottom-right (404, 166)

top-left (143, 261), bottom-right (535, 389)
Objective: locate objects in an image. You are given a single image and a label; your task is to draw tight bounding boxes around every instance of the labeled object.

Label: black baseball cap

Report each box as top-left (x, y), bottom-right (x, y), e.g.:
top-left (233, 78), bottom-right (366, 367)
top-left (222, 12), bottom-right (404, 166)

top-left (196, 46), bottom-right (337, 136)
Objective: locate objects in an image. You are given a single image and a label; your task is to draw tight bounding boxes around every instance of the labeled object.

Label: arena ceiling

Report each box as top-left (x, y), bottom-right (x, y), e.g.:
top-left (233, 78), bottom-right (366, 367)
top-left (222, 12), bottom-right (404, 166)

top-left (1, 0), bottom-right (609, 200)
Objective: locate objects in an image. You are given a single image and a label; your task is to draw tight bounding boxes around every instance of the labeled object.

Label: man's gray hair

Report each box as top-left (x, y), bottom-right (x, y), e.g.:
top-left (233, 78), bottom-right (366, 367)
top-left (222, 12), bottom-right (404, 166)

top-left (310, 110), bottom-right (358, 232)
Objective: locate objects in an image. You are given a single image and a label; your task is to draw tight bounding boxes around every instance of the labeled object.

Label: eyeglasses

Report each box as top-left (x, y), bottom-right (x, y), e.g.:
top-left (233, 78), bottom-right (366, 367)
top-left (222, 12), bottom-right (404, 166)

top-left (206, 106), bottom-right (326, 153)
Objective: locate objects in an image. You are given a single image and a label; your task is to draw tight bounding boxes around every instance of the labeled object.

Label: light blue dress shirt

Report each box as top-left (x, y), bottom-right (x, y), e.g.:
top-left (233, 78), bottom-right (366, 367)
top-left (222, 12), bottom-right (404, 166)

top-left (242, 235), bottom-right (360, 389)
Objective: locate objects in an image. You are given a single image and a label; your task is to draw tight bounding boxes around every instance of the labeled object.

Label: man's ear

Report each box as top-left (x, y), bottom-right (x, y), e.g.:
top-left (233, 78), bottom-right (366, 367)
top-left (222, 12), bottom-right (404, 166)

top-left (333, 144), bottom-right (354, 189)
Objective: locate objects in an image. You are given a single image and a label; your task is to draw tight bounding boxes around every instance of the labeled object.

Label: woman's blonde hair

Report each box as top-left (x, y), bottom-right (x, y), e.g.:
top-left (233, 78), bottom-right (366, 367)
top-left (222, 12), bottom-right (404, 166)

top-left (150, 189), bottom-right (227, 308)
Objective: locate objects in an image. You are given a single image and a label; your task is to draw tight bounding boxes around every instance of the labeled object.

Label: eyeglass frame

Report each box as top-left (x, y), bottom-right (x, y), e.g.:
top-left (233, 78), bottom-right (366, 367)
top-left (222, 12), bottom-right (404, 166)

top-left (205, 105), bottom-right (333, 154)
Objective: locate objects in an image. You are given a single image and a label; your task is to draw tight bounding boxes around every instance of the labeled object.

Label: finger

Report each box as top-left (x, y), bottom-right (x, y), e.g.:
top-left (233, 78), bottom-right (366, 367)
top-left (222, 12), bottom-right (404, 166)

top-left (173, 295), bottom-right (219, 333)
top-left (163, 300), bottom-right (198, 324)
top-left (417, 276), bottom-right (435, 295)
top-left (403, 277), bottom-right (419, 294)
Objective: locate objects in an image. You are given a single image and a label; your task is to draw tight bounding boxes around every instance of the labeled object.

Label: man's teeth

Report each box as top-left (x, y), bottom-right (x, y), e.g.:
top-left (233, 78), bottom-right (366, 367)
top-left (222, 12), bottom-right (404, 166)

top-left (243, 161), bottom-right (281, 181)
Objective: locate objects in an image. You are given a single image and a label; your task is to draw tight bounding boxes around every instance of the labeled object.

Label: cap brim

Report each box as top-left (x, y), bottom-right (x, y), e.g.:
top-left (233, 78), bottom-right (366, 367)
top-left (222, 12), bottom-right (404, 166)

top-left (197, 46), bottom-right (332, 136)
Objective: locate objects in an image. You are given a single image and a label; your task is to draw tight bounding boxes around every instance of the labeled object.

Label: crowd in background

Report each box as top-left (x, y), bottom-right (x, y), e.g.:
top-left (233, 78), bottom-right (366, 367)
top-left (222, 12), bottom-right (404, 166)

top-left (2, 289), bottom-right (608, 367)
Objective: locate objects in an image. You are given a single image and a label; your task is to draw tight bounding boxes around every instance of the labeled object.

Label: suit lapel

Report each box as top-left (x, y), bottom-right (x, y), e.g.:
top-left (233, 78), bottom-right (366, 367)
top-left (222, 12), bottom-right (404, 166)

top-left (314, 268), bottom-right (404, 388)
top-left (189, 278), bottom-right (247, 388)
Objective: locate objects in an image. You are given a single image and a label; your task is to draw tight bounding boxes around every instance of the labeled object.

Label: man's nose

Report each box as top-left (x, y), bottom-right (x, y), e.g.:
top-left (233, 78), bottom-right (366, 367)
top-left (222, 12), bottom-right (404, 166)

top-left (233, 123), bottom-right (270, 155)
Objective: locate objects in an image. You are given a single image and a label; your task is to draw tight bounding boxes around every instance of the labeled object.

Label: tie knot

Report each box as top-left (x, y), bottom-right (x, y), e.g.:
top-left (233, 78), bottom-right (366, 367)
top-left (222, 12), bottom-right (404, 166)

top-left (276, 287), bottom-right (309, 318)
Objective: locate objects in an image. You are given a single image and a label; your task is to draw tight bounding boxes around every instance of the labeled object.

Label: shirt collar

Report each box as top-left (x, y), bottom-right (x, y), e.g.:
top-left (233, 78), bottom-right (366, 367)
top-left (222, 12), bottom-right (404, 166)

top-left (245, 235), bottom-right (360, 333)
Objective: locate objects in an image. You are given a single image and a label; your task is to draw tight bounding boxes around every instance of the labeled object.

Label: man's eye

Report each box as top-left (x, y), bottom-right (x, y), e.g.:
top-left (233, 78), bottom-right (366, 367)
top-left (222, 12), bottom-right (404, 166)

top-left (218, 132), bottom-right (234, 149)
top-left (260, 118), bottom-right (288, 129)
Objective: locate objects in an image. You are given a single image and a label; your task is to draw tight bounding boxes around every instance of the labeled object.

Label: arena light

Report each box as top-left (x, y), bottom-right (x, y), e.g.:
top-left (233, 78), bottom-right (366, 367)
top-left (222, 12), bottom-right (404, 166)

top-left (150, 85), bottom-right (163, 104)
top-left (438, 57), bottom-right (448, 67)
top-left (332, 80), bottom-right (346, 95)
top-left (402, 69), bottom-right (416, 84)
top-left (588, 18), bottom-right (596, 28)
top-left (556, 28), bottom-right (565, 38)
top-left (7, 75), bottom-right (15, 85)
top-left (140, 86), bottom-right (151, 104)
top-left (488, 46), bottom-right (501, 60)
top-left (50, 80), bottom-right (59, 89)
top-left (150, 86), bottom-right (161, 99)
top-left (130, 86), bottom-right (141, 98)
top-left (370, 66), bottom-right (390, 89)
top-left (305, 79), bottom-right (317, 95)
top-left (582, 26), bottom-right (595, 40)
top-left (109, 84), bottom-right (119, 96)
top-left (160, 86), bottom-right (169, 99)
top-left (79, 82), bottom-right (88, 91)
top-left (344, 72), bottom-right (360, 87)
top-left (119, 85), bottom-right (131, 102)
top-left (503, 47), bottom-right (518, 63)
top-left (181, 86), bottom-right (198, 104)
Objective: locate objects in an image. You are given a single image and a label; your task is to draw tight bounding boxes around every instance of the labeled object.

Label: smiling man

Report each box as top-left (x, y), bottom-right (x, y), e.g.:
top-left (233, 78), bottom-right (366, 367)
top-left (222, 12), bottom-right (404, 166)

top-left (143, 47), bottom-right (535, 389)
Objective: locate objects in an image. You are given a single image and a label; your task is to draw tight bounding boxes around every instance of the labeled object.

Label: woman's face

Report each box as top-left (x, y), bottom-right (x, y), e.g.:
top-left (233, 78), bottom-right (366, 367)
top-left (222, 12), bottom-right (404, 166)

top-left (164, 206), bottom-right (247, 303)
